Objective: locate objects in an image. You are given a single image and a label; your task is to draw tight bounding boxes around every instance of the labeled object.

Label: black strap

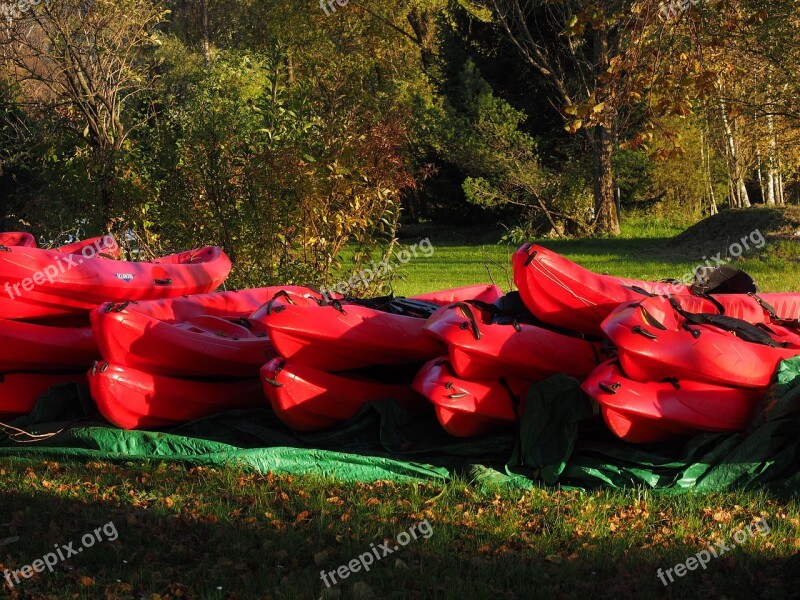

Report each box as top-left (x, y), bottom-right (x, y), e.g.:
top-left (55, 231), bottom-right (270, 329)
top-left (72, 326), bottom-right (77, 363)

top-left (669, 296), bottom-right (784, 346)
top-left (749, 293), bottom-right (800, 329)
top-left (750, 292), bottom-right (779, 319)
top-left (452, 302), bottom-right (481, 340)
top-left (622, 285), bottom-right (657, 298)
top-left (598, 381), bottom-right (621, 394)
top-left (523, 246), bottom-right (537, 266)
top-left (632, 325), bottom-right (658, 340)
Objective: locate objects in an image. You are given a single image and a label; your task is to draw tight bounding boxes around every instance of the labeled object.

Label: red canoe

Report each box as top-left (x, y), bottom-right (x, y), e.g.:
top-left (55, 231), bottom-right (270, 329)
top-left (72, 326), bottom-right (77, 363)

top-left (602, 294), bottom-right (800, 388)
top-left (582, 361), bottom-right (763, 443)
top-left (0, 372), bottom-right (87, 419)
top-left (0, 318), bottom-right (98, 371)
top-left (255, 298), bottom-right (444, 371)
top-left (92, 286), bottom-right (320, 377)
top-left (412, 358), bottom-right (530, 437)
top-left (0, 246), bottom-right (231, 319)
top-left (261, 358), bottom-right (426, 432)
top-left (88, 362), bottom-right (263, 430)
top-left (423, 301), bottom-right (600, 381)
top-left (512, 243), bottom-right (690, 336)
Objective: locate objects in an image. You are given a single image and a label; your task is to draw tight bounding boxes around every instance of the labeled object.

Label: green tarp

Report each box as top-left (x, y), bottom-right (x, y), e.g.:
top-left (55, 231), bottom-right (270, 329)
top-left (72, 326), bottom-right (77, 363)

top-left (3, 357), bottom-right (800, 494)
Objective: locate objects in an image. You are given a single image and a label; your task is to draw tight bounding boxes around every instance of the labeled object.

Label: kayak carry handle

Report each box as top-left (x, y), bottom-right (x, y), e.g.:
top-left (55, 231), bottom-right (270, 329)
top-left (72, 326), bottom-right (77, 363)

top-left (632, 325), bottom-right (657, 340)
top-left (154, 278), bottom-right (173, 286)
top-left (453, 302), bottom-right (481, 340)
top-left (598, 381), bottom-right (621, 394)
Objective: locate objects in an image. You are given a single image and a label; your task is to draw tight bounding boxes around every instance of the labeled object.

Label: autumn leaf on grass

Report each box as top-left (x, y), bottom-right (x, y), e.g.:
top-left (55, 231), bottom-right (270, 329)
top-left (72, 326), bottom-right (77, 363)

top-left (295, 511), bottom-right (311, 523)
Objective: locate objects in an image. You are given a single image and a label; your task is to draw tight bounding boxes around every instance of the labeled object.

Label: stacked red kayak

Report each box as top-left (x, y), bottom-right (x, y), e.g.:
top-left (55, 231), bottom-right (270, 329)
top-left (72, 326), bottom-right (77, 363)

top-left (0, 232), bottom-right (232, 420)
top-left (413, 293), bottom-right (602, 436)
top-left (0, 243), bottom-right (230, 319)
top-left (89, 287), bottom-right (324, 429)
top-left (255, 286), bottom-right (503, 431)
top-left (0, 233), bottom-right (127, 417)
top-left (2, 228), bottom-right (795, 449)
top-left (512, 243), bottom-right (691, 336)
top-left (579, 292), bottom-right (800, 442)
top-left (505, 242), bottom-right (800, 443)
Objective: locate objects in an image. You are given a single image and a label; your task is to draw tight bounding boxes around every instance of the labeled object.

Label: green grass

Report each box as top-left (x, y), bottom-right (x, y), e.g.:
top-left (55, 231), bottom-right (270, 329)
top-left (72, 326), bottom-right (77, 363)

top-left (1, 459), bottom-right (798, 599)
top-left (393, 210), bottom-right (800, 295)
top-left (4, 208), bottom-right (800, 598)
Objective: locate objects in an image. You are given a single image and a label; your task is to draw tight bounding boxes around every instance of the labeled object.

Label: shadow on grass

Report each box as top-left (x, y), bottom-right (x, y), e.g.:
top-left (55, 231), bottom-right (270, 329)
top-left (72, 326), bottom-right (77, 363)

top-left (1, 489), bottom-right (797, 600)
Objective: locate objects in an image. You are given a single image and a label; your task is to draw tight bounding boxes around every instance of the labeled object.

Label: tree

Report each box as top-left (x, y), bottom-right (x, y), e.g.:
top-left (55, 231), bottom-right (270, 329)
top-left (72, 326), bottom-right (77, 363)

top-left (480, 0), bottom-right (637, 234)
top-left (0, 0), bottom-right (168, 228)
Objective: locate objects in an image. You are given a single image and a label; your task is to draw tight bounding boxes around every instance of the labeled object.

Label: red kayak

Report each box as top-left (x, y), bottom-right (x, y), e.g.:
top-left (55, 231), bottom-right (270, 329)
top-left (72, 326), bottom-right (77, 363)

top-left (410, 285), bottom-right (503, 306)
top-left (261, 358), bottom-right (426, 432)
top-left (412, 358), bottom-right (530, 437)
top-left (513, 244), bottom-right (690, 335)
top-left (423, 301), bottom-right (600, 381)
top-left (92, 287), bottom-right (320, 377)
top-left (88, 362), bottom-right (263, 430)
top-left (582, 361), bottom-right (763, 443)
top-left (0, 318), bottom-right (98, 371)
top-left (0, 245), bottom-right (231, 319)
top-left (52, 235), bottom-right (121, 259)
top-left (0, 232), bottom-right (37, 248)
top-left (603, 294), bottom-right (800, 388)
top-left (255, 297), bottom-right (444, 371)
top-left (0, 372), bottom-right (87, 419)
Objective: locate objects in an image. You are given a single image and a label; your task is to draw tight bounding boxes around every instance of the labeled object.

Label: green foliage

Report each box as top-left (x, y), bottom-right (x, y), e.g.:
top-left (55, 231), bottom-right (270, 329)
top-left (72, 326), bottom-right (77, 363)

top-left (419, 60), bottom-right (593, 238)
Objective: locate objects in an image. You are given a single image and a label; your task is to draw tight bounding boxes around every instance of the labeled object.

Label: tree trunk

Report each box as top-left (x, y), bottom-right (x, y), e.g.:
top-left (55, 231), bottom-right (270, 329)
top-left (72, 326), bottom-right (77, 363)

top-left (200, 0), bottom-right (211, 66)
top-left (718, 93), bottom-right (750, 209)
top-left (593, 124), bottom-right (620, 235)
top-left (767, 112), bottom-right (778, 205)
top-left (700, 131), bottom-right (717, 215)
top-left (757, 149), bottom-right (767, 204)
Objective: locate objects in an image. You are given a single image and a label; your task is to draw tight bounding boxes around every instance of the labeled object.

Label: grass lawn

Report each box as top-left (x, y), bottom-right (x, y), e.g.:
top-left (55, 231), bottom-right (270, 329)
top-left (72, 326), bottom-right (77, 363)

top-left (3, 208), bottom-right (800, 599)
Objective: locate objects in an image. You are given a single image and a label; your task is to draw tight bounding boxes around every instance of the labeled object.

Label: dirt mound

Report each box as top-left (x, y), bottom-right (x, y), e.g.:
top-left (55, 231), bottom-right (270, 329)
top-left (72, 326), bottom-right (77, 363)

top-left (666, 206), bottom-right (800, 258)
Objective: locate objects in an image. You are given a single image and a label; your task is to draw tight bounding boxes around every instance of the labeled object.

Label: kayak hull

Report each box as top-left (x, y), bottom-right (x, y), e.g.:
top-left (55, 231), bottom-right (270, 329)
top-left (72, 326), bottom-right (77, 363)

top-left (0, 319), bottom-right (98, 371)
top-left (92, 287), bottom-right (319, 377)
top-left (88, 362), bottom-right (263, 430)
top-left (256, 300), bottom-right (444, 371)
top-left (0, 246), bottom-right (231, 319)
top-left (582, 360), bottom-right (763, 443)
top-left (602, 295), bottom-right (800, 388)
top-left (423, 302), bottom-right (600, 381)
top-left (261, 358), bottom-right (425, 432)
top-left (512, 243), bottom-right (690, 336)
top-left (412, 358), bottom-right (530, 437)
top-left (0, 372), bottom-right (87, 418)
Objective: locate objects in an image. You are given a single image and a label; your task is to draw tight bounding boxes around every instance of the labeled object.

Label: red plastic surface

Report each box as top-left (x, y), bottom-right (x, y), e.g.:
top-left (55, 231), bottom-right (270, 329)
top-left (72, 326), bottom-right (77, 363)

top-left (255, 300), bottom-right (444, 370)
top-left (0, 246), bottom-right (231, 319)
top-left (512, 243), bottom-right (691, 336)
top-left (0, 232), bottom-right (37, 248)
top-left (92, 287), bottom-right (320, 377)
top-left (602, 295), bottom-right (800, 388)
top-left (410, 285), bottom-right (504, 305)
top-left (582, 360), bottom-right (763, 443)
top-left (0, 319), bottom-right (98, 371)
top-left (261, 358), bottom-right (426, 432)
top-left (0, 372), bottom-right (87, 418)
top-left (412, 358), bottom-right (529, 437)
top-left (423, 302), bottom-right (600, 381)
top-left (88, 362), bottom-right (263, 430)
